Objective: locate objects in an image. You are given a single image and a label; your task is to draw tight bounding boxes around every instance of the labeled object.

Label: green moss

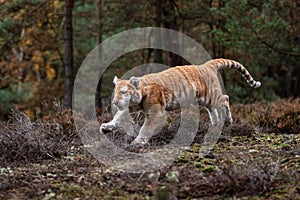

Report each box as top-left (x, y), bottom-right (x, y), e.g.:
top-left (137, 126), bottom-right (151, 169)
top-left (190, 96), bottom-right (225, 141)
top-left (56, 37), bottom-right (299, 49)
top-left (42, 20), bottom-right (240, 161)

top-left (194, 162), bottom-right (202, 168)
top-left (202, 166), bottom-right (215, 173)
top-left (157, 186), bottom-right (168, 200)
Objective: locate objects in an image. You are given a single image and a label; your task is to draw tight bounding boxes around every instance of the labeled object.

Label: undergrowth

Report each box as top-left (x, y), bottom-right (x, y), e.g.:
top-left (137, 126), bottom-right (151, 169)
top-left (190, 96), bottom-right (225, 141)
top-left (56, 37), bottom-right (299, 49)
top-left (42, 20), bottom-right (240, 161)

top-left (0, 103), bottom-right (81, 166)
top-left (0, 98), bottom-right (299, 199)
top-left (0, 98), bottom-right (299, 164)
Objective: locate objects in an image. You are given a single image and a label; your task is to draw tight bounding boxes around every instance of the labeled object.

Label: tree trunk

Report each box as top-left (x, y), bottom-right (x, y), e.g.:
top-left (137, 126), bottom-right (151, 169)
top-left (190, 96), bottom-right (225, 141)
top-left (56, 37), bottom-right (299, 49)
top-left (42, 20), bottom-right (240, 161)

top-left (162, 0), bottom-right (182, 67)
top-left (153, 0), bottom-right (163, 63)
top-left (95, 0), bottom-right (103, 116)
top-left (64, 0), bottom-right (74, 109)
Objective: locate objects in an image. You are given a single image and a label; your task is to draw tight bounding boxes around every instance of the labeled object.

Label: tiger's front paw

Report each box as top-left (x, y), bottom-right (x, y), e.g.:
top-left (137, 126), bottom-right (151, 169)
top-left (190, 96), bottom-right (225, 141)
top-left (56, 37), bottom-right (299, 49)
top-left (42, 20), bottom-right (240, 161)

top-left (100, 122), bottom-right (117, 134)
top-left (131, 137), bottom-right (149, 145)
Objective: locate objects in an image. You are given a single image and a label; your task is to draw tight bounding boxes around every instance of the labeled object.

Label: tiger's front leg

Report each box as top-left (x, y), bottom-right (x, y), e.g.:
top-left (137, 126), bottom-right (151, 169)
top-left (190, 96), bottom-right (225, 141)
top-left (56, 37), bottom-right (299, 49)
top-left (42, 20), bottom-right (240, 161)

top-left (100, 107), bottom-right (130, 133)
top-left (132, 104), bottom-right (167, 145)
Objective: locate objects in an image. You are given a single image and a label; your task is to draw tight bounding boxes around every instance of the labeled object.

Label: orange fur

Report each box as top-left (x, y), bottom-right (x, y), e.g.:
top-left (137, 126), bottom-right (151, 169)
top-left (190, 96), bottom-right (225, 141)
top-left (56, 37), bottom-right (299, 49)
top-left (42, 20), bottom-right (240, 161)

top-left (101, 58), bottom-right (261, 144)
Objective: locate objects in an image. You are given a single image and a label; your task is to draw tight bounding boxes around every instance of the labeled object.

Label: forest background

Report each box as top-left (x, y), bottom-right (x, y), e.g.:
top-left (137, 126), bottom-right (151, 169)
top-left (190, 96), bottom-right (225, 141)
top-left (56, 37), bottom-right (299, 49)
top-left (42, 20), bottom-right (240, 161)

top-left (1, 1), bottom-right (300, 199)
top-left (0, 0), bottom-right (300, 120)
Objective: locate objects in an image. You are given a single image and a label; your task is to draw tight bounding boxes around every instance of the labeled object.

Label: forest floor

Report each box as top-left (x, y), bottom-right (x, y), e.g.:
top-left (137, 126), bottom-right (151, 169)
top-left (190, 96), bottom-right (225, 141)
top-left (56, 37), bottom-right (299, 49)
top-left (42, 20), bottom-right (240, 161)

top-left (0, 99), bottom-right (299, 199)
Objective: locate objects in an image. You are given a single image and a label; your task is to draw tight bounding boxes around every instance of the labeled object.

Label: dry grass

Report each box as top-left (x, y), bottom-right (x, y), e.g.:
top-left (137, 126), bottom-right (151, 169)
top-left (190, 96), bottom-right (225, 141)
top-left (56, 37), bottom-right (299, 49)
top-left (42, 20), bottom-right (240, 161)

top-left (232, 98), bottom-right (300, 134)
top-left (0, 107), bottom-right (80, 165)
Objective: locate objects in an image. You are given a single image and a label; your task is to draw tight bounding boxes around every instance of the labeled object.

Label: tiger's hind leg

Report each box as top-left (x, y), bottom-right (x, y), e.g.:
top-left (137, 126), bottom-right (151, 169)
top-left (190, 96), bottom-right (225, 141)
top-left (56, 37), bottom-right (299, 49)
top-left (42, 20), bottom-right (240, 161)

top-left (222, 95), bottom-right (233, 124)
top-left (207, 95), bottom-right (232, 126)
top-left (207, 107), bottom-right (220, 126)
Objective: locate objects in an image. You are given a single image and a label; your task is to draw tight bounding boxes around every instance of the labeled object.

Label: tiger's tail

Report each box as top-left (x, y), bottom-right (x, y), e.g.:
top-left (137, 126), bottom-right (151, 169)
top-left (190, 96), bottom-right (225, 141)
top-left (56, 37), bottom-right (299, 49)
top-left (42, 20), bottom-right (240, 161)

top-left (206, 58), bottom-right (261, 88)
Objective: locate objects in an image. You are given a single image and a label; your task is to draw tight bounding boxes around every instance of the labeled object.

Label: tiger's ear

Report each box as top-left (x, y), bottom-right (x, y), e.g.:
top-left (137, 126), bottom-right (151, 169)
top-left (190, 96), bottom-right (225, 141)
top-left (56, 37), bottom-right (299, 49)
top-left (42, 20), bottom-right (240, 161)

top-left (129, 76), bottom-right (139, 89)
top-left (113, 76), bottom-right (118, 85)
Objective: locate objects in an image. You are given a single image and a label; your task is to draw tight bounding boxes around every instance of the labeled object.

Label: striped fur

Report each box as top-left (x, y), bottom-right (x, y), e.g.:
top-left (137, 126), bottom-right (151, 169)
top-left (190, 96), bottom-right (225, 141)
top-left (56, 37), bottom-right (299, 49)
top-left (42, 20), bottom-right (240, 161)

top-left (100, 58), bottom-right (261, 144)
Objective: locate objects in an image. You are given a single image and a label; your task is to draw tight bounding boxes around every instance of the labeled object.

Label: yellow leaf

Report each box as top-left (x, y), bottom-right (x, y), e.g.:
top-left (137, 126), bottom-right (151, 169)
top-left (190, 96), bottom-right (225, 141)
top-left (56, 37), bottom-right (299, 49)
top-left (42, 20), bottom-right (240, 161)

top-left (25, 39), bottom-right (32, 46)
top-left (46, 67), bottom-right (56, 80)
top-left (54, 1), bottom-right (63, 10)
top-left (31, 50), bottom-right (43, 64)
top-left (33, 64), bottom-right (39, 71)
top-left (24, 109), bottom-right (34, 120)
top-left (37, 21), bottom-right (42, 27)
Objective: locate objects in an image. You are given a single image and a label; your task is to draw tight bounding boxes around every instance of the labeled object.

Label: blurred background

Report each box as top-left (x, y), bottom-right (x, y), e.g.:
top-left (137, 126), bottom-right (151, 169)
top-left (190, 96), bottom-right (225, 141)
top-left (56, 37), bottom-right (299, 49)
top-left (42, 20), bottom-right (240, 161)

top-left (0, 0), bottom-right (299, 120)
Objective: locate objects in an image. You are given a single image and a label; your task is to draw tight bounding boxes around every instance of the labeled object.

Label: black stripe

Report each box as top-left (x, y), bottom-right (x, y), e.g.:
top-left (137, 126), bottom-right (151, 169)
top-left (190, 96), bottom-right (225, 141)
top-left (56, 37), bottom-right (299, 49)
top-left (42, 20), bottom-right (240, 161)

top-left (244, 74), bottom-right (251, 80)
top-left (234, 62), bottom-right (239, 69)
top-left (238, 67), bottom-right (244, 73)
top-left (249, 80), bottom-right (254, 85)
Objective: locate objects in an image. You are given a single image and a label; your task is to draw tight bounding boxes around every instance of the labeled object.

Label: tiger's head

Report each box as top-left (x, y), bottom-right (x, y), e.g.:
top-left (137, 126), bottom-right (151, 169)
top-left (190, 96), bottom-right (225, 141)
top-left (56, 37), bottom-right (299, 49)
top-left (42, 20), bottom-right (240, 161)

top-left (111, 76), bottom-right (142, 110)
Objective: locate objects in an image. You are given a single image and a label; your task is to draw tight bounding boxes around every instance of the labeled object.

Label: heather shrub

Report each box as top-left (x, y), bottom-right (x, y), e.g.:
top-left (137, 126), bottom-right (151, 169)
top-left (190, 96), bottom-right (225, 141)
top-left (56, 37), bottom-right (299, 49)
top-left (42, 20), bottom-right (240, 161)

top-left (0, 107), bottom-right (80, 165)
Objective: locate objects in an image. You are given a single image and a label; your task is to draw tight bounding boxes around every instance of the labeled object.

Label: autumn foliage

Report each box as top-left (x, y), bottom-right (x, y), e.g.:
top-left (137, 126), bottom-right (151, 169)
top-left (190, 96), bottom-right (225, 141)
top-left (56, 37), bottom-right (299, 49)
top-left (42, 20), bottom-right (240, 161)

top-left (1, 0), bottom-right (300, 120)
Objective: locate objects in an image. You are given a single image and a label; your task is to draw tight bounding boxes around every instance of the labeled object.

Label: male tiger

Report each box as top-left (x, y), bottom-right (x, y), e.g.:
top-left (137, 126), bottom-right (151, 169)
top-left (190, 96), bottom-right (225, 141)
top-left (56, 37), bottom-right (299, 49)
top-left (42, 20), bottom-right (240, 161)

top-left (100, 58), bottom-right (261, 145)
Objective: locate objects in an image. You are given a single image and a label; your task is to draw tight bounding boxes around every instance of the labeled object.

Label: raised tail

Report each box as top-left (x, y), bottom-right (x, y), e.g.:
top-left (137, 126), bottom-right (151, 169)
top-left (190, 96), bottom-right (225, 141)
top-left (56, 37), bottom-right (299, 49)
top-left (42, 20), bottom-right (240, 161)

top-left (205, 58), bottom-right (261, 88)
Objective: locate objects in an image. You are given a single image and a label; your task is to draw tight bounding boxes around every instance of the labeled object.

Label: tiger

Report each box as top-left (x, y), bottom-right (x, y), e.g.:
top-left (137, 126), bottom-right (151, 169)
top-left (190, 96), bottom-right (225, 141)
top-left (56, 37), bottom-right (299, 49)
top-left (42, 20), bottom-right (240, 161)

top-left (100, 58), bottom-right (261, 145)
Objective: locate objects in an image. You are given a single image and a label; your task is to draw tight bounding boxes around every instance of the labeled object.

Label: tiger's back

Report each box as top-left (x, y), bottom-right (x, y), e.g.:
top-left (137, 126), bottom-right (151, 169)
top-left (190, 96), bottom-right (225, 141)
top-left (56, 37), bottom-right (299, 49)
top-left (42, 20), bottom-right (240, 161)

top-left (137, 58), bottom-right (260, 111)
top-left (138, 64), bottom-right (215, 110)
